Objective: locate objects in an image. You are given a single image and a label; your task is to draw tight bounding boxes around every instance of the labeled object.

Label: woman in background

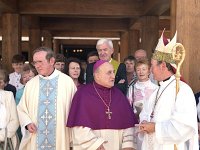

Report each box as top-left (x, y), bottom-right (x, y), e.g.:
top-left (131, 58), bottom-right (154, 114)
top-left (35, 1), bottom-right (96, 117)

top-left (133, 59), bottom-right (158, 150)
top-left (15, 64), bottom-right (37, 141)
top-left (16, 64), bottom-right (38, 105)
top-left (65, 57), bottom-right (85, 89)
top-left (133, 59), bottom-right (158, 117)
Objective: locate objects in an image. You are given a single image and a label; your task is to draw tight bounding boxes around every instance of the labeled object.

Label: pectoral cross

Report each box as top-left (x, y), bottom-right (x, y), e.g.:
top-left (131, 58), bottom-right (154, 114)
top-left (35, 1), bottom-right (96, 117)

top-left (106, 108), bottom-right (112, 119)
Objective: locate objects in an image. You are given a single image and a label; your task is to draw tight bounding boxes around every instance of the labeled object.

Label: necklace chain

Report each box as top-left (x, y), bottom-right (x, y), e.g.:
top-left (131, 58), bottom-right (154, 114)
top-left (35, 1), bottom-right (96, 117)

top-left (151, 79), bottom-right (175, 119)
top-left (93, 82), bottom-right (112, 119)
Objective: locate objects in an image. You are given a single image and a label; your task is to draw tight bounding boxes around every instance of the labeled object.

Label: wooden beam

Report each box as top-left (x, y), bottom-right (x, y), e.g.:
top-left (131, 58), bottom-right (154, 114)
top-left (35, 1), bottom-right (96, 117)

top-left (22, 16), bottom-right (40, 29)
top-left (59, 39), bottom-right (97, 46)
top-left (142, 0), bottom-right (170, 15)
top-left (0, 0), bottom-right (18, 13)
top-left (40, 18), bottom-right (129, 32)
top-left (173, 0), bottom-right (200, 93)
top-left (19, 0), bottom-right (142, 17)
top-left (159, 19), bottom-right (170, 31)
top-left (51, 31), bottom-right (120, 38)
top-left (129, 20), bottom-right (142, 30)
top-left (129, 0), bottom-right (170, 30)
top-left (2, 13), bottom-right (21, 72)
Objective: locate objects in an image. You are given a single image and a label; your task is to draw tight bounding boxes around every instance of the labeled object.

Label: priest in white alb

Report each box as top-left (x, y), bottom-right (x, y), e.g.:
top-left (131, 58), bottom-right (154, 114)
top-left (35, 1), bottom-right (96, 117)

top-left (17, 47), bottom-right (77, 150)
top-left (67, 60), bottom-right (138, 150)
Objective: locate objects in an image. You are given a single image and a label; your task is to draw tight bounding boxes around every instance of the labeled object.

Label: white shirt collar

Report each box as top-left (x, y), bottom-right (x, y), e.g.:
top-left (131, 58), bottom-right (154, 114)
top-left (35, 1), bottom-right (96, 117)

top-left (39, 69), bottom-right (59, 80)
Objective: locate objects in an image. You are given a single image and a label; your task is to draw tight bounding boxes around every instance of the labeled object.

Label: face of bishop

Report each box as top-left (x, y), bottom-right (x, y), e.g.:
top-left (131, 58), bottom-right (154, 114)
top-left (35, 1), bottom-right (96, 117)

top-left (94, 62), bottom-right (115, 88)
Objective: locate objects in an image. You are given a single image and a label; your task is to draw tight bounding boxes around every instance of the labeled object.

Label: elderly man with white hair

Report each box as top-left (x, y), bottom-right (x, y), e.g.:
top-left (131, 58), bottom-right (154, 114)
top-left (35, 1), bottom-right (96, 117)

top-left (86, 38), bottom-right (128, 95)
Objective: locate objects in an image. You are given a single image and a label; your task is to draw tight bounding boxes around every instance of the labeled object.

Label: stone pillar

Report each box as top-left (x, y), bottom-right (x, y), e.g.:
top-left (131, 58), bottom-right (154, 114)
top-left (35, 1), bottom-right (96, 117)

top-left (171, 0), bottom-right (200, 93)
top-left (2, 13), bottom-right (21, 72)
top-left (120, 31), bottom-right (129, 62)
top-left (42, 30), bottom-right (53, 49)
top-left (141, 16), bottom-right (159, 59)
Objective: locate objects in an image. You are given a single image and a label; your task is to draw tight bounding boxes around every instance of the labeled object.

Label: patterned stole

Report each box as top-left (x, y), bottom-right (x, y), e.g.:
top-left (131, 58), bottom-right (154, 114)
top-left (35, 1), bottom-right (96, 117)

top-left (37, 76), bottom-right (58, 150)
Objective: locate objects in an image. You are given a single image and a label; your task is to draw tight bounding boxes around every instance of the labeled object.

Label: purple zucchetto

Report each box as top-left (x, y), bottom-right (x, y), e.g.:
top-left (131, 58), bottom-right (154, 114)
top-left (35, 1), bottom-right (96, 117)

top-left (93, 60), bottom-right (108, 73)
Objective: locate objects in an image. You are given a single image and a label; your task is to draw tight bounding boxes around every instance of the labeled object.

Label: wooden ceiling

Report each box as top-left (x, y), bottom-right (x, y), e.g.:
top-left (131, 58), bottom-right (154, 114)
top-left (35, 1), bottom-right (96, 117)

top-left (0, 0), bottom-right (170, 37)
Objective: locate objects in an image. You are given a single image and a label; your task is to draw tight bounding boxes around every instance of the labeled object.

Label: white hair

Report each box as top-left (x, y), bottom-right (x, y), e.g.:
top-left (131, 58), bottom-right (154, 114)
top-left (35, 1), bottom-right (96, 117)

top-left (96, 38), bottom-right (113, 49)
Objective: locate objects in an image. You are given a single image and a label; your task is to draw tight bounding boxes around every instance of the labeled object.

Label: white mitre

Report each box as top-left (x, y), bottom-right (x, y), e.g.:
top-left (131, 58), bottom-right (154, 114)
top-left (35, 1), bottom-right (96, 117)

top-left (152, 30), bottom-right (177, 64)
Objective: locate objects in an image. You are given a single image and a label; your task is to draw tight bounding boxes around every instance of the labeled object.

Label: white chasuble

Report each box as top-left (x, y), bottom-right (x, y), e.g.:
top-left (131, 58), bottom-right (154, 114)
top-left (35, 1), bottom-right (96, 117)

top-left (17, 70), bottom-right (77, 150)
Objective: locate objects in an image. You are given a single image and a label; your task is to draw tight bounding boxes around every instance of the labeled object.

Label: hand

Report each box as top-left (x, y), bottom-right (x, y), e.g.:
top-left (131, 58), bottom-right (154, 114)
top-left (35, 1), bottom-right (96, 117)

top-left (137, 121), bottom-right (155, 134)
top-left (97, 144), bottom-right (105, 150)
top-left (27, 123), bottom-right (37, 133)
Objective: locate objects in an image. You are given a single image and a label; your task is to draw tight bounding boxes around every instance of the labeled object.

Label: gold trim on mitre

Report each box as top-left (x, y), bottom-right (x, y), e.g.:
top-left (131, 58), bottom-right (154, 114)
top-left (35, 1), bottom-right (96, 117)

top-left (152, 30), bottom-right (177, 64)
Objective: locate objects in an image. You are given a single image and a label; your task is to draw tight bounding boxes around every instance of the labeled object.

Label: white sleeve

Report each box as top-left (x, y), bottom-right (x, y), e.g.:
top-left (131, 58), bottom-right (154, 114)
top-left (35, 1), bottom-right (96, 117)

top-left (71, 126), bottom-right (105, 150)
top-left (155, 119), bottom-right (195, 144)
top-left (122, 127), bottom-right (136, 149)
top-left (6, 94), bottom-right (19, 138)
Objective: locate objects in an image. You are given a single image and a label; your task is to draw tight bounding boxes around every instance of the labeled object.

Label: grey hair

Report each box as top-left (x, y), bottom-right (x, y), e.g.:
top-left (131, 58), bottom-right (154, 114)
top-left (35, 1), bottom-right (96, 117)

top-left (96, 38), bottom-right (113, 49)
top-left (33, 47), bottom-right (55, 62)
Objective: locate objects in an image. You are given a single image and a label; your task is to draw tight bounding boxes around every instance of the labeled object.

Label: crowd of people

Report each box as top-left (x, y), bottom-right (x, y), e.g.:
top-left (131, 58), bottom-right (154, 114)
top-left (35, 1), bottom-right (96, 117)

top-left (0, 33), bottom-right (199, 150)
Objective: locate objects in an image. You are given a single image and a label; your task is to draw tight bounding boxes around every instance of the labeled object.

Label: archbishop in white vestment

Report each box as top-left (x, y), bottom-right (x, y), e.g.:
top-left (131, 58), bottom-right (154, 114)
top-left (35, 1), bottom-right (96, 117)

top-left (139, 75), bottom-right (199, 150)
top-left (17, 69), bottom-right (77, 150)
top-left (138, 31), bottom-right (199, 150)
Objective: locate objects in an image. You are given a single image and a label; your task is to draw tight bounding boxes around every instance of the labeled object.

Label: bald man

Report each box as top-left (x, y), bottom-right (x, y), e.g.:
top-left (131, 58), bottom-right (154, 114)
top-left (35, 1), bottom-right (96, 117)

top-left (67, 60), bottom-right (138, 150)
top-left (134, 49), bottom-right (147, 60)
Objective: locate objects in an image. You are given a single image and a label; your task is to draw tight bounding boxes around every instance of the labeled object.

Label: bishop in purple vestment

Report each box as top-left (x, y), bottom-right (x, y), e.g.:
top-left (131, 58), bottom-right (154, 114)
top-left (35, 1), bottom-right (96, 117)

top-left (67, 60), bottom-right (138, 150)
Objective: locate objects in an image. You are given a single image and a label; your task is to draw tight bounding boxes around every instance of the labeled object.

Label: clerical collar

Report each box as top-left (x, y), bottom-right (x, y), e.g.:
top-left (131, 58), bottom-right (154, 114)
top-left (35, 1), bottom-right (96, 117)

top-left (93, 81), bottom-right (110, 91)
top-left (162, 76), bottom-right (172, 82)
top-left (39, 69), bottom-right (58, 80)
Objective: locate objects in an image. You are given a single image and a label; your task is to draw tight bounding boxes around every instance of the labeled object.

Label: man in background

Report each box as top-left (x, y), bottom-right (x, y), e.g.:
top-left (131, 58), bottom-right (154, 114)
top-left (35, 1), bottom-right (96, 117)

top-left (87, 51), bottom-right (99, 64)
top-left (86, 38), bottom-right (127, 95)
top-left (54, 53), bottom-right (65, 72)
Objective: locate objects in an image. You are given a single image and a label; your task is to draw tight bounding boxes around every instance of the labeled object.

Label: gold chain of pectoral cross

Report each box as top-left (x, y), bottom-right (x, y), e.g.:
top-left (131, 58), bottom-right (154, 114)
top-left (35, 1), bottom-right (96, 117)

top-left (93, 82), bottom-right (112, 119)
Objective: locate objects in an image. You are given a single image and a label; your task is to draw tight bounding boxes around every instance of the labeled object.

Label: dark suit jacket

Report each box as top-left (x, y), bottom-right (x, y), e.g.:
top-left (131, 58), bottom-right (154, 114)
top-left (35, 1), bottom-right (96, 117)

top-left (4, 83), bottom-right (17, 98)
top-left (86, 62), bottom-right (128, 95)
